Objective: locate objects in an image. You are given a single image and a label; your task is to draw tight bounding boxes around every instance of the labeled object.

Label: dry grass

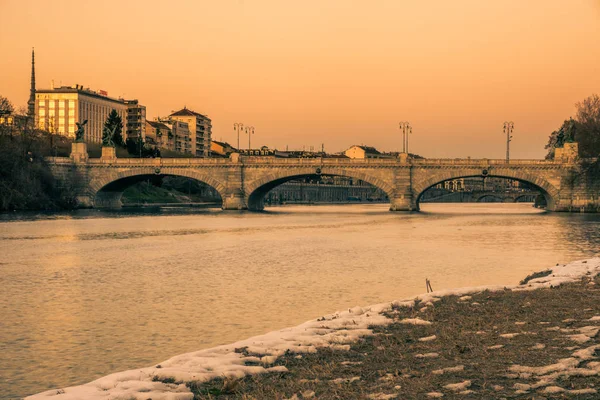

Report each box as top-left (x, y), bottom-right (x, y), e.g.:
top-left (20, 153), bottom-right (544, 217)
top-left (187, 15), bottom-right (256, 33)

top-left (187, 275), bottom-right (600, 399)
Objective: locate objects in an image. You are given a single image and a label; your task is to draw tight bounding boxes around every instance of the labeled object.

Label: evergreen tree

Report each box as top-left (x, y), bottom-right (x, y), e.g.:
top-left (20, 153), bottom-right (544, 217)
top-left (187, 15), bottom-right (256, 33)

top-left (104, 109), bottom-right (124, 147)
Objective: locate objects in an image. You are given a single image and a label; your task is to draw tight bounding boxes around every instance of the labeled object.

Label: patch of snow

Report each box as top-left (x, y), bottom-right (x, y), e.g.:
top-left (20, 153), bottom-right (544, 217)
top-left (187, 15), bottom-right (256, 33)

top-left (399, 318), bottom-right (432, 325)
top-left (331, 376), bottom-right (360, 384)
top-left (432, 365), bottom-right (464, 375)
top-left (418, 335), bottom-right (437, 342)
top-left (415, 353), bottom-right (439, 359)
top-left (499, 333), bottom-right (520, 339)
top-left (368, 393), bottom-right (397, 399)
top-left (458, 295), bottom-right (472, 301)
top-left (444, 380), bottom-right (471, 391)
top-left (513, 383), bottom-right (531, 391)
top-left (569, 388), bottom-right (597, 395)
top-left (531, 343), bottom-right (546, 350)
top-left (487, 345), bottom-right (504, 350)
top-left (340, 361), bottom-right (362, 366)
top-left (426, 393), bottom-right (444, 398)
top-left (542, 386), bottom-right (565, 394)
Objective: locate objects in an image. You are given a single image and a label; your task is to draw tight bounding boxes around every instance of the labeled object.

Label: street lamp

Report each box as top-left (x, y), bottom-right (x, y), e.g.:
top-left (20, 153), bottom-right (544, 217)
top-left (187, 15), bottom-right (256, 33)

top-left (245, 126), bottom-right (254, 150)
top-left (503, 121), bottom-right (514, 162)
top-left (233, 122), bottom-right (244, 150)
top-left (399, 121), bottom-right (412, 153)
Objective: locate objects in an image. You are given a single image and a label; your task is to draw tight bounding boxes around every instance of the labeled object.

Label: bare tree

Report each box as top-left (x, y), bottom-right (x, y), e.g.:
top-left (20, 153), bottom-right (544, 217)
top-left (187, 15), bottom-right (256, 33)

top-left (575, 94), bottom-right (600, 158)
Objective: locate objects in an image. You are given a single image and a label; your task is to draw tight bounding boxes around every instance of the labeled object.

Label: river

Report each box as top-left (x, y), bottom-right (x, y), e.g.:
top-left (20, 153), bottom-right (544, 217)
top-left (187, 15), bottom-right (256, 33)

top-left (1, 203), bottom-right (599, 399)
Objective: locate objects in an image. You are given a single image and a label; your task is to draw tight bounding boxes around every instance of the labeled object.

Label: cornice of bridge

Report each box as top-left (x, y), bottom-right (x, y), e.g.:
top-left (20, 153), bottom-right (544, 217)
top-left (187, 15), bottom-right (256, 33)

top-left (44, 156), bottom-right (576, 170)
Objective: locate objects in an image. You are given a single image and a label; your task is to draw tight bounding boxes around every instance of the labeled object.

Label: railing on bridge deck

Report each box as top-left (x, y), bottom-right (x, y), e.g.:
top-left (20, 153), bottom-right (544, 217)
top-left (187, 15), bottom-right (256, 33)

top-left (45, 155), bottom-right (574, 167)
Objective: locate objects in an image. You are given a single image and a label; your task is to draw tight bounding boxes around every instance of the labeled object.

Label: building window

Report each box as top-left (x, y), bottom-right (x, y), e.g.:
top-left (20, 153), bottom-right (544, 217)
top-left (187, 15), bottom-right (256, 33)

top-left (59, 109), bottom-right (65, 117)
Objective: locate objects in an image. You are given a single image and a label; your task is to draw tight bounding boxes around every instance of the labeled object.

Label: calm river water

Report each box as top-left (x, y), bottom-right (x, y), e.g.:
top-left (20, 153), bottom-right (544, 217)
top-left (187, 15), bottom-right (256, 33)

top-left (1, 203), bottom-right (600, 399)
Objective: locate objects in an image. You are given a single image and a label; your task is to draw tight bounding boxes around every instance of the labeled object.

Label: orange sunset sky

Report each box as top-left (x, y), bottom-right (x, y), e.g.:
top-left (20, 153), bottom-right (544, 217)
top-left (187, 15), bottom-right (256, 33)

top-left (1, 0), bottom-right (599, 158)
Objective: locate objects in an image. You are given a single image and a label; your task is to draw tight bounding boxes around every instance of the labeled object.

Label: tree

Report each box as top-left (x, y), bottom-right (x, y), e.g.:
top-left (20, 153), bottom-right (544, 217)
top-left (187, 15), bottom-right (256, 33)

top-left (103, 109), bottom-right (124, 147)
top-left (575, 94), bottom-right (600, 158)
top-left (545, 94), bottom-right (600, 159)
top-left (0, 95), bottom-right (14, 115)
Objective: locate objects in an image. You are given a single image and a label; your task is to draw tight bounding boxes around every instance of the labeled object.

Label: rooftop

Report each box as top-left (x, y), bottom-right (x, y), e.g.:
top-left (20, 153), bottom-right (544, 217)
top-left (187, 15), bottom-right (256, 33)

top-left (147, 120), bottom-right (170, 130)
top-left (169, 107), bottom-right (210, 119)
top-left (348, 145), bottom-right (381, 154)
top-left (36, 85), bottom-right (130, 104)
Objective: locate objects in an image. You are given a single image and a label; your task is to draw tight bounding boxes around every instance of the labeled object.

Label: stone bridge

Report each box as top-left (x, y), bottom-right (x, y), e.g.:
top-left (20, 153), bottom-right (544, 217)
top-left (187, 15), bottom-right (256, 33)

top-left (47, 146), bottom-right (599, 212)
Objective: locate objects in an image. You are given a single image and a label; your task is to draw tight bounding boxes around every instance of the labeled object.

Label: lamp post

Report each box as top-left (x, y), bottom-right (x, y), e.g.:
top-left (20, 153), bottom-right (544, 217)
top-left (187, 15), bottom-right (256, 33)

top-left (399, 121), bottom-right (412, 153)
top-left (233, 122), bottom-right (244, 150)
top-left (503, 121), bottom-right (514, 162)
top-left (245, 126), bottom-right (254, 150)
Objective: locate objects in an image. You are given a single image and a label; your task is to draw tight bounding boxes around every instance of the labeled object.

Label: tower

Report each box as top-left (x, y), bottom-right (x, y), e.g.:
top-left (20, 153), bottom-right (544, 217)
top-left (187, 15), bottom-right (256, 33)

top-left (27, 48), bottom-right (36, 118)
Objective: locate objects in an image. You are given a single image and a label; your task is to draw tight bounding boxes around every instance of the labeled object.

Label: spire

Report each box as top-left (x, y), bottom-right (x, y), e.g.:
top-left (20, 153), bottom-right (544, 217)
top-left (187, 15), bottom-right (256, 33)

top-left (27, 48), bottom-right (36, 118)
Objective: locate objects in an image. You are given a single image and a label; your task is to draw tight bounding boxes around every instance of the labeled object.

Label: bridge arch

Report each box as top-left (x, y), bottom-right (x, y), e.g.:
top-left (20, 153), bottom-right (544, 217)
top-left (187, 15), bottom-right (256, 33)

top-left (88, 167), bottom-right (227, 208)
top-left (476, 194), bottom-right (504, 203)
top-left (244, 167), bottom-right (395, 211)
top-left (412, 170), bottom-right (559, 211)
top-left (515, 193), bottom-right (538, 203)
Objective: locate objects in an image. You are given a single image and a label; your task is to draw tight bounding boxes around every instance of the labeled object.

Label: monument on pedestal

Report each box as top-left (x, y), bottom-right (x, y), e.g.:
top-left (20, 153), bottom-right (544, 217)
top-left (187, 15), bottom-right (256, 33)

top-left (101, 125), bottom-right (117, 160)
top-left (70, 120), bottom-right (88, 163)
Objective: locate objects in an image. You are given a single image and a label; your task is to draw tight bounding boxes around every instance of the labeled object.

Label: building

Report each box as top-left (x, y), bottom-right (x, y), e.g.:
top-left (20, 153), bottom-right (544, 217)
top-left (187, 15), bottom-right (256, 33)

top-left (169, 107), bottom-right (211, 157)
top-left (211, 140), bottom-right (237, 157)
top-left (344, 145), bottom-right (387, 159)
top-left (239, 146), bottom-right (275, 156)
top-left (125, 100), bottom-right (146, 141)
top-left (146, 118), bottom-right (192, 154)
top-left (35, 85), bottom-right (134, 143)
top-left (145, 120), bottom-right (172, 149)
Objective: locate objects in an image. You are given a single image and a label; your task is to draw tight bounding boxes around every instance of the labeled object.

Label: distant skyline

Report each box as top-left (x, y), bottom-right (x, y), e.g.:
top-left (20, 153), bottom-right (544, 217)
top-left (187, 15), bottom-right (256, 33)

top-left (1, 0), bottom-right (599, 158)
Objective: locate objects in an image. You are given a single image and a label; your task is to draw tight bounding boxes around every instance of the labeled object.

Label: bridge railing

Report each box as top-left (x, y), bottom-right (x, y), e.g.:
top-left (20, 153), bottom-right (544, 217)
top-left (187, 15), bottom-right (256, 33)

top-left (45, 155), bottom-right (569, 167)
top-left (410, 158), bottom-right (561, 166)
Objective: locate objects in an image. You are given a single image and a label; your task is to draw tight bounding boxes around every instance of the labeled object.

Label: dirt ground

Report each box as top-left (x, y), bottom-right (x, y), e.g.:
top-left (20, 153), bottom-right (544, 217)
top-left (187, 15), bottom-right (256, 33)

top-left (182, 274), bottom-right (600, 399)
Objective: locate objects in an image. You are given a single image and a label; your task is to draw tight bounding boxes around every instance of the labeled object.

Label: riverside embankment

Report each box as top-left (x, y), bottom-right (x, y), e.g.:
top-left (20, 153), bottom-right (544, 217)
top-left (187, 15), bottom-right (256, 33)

top-left (26, 258), bottom-right (600, 399)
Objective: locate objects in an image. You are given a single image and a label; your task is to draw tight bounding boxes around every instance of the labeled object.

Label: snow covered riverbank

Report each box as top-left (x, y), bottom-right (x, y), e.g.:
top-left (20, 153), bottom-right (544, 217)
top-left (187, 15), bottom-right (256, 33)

top-left (27, 258), bottom-right (600, 400)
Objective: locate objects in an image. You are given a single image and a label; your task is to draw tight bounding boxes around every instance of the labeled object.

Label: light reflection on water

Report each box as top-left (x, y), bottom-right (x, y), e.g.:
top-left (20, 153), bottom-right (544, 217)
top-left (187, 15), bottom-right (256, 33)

top-left (0, 203), bottom-right (599, 399)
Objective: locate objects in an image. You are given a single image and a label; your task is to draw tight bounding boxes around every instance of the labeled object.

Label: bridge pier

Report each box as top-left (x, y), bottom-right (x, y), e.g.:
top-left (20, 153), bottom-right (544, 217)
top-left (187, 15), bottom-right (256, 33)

top-left (94, 191), bottom-right (124, 209)
top-left (389, 196), bottom-right (417, 211)
top-left (222, 194), bottom-right (248, 210)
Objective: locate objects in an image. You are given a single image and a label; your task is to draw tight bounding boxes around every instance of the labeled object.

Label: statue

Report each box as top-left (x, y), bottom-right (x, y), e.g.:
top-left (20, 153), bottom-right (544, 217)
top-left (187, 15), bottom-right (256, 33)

top-left (565, 117), bottom-right (576, 143)
top-left (75, 120), bottom-right (88, 142)
top-left (102, 125), bottom-right (116, 147)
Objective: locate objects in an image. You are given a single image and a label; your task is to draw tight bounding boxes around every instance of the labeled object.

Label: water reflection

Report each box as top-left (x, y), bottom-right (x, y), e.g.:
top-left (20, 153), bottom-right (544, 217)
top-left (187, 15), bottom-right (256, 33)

top-left (0, 203), bottom-right (599, 399)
